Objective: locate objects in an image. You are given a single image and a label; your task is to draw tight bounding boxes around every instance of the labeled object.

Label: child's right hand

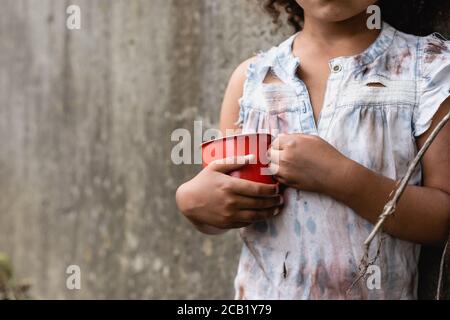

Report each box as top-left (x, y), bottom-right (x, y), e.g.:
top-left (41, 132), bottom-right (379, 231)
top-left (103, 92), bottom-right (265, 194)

top-left (176, 155), bottom-right (283, 234)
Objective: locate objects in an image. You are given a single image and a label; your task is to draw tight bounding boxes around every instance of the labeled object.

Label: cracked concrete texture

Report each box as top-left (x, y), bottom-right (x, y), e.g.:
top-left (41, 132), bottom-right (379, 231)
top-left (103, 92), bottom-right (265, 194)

top-left (0, 0), bottom-right (448, 299)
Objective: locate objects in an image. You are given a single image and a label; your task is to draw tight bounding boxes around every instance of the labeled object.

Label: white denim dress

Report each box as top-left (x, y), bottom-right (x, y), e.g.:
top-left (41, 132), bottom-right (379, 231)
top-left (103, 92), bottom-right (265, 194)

top-left (234, 22), bottom-right (450, 300)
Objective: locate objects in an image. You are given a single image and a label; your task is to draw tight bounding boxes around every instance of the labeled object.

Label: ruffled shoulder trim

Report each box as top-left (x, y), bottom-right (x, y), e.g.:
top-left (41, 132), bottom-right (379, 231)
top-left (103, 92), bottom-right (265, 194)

top-left (413, 34), bottom-right (450, 137)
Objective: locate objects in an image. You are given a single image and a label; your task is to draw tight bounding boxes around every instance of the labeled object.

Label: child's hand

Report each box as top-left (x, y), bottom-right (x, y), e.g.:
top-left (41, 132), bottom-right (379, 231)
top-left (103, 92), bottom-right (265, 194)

top-left (176, 155), bottom-right (283, 234)
top-left (268, 134), bottom-right (350, 193)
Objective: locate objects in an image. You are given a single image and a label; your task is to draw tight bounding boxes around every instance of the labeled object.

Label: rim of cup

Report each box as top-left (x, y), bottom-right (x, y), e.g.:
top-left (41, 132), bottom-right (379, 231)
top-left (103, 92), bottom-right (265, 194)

top-left (201, 132), bottom-right (274, 147)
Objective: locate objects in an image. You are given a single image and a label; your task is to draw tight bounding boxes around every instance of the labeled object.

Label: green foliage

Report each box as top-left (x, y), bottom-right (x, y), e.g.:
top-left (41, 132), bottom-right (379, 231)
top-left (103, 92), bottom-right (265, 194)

top-left (0, 253), bottom-right (13, 280)
top-left (0, 252), bottom-right (32, 300)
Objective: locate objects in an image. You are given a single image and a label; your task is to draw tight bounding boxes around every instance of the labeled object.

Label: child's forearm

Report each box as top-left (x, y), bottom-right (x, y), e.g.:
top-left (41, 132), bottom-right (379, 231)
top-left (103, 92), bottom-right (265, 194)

top-left (325, 159), bottom-right (450, 245)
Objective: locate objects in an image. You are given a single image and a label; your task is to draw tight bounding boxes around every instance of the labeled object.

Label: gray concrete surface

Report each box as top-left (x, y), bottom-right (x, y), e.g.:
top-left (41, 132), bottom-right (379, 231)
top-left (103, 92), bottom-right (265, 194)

top-left (0, 0), bottom-right (448, 299)
top-left (0, 0), bottom-right (290, 299)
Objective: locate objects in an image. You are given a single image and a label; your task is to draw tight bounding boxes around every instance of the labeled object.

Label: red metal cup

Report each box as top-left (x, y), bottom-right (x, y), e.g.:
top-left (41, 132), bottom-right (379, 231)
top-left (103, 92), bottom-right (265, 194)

top-left (201, 133), bottom-right (276, 185)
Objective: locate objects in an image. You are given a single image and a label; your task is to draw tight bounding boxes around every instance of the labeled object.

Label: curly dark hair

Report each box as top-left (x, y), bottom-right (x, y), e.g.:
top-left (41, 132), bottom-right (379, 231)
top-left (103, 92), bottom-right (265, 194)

top-left (261, 0), bottom-right (450, 36)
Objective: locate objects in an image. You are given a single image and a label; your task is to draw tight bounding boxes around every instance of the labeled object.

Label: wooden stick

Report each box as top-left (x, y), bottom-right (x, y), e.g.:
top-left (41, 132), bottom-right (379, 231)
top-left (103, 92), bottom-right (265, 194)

top-left (436, 240), bottom-right (449, 300)
top-left (365, 110), bottom-right (449, 247)
top-left (349, 109), bottom-right (450, 294)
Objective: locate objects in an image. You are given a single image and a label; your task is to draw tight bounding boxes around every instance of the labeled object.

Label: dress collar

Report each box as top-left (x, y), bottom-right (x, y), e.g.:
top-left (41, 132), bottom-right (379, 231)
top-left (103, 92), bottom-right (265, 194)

top-left (275, 22), bottom-right (397, 78)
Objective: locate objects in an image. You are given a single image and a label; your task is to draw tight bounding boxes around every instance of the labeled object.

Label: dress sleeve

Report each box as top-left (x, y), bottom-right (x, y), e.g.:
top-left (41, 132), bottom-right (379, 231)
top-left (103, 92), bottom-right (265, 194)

top-left (413, 34), bottom-right (450, 137)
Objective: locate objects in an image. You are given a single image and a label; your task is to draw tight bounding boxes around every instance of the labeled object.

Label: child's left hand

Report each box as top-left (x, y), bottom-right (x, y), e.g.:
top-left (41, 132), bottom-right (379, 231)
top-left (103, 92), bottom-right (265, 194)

top-left (268, 134), bottom-right (352, 193)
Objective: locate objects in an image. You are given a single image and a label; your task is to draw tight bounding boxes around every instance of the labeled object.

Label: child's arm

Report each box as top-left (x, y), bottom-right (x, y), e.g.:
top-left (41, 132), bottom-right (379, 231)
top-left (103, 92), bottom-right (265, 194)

top-left (268, 99), bottom-right (450, 245)
top-left (219, 58), bottom-right (254, 134)
top-left (176, 58), bottom-right (283, 235)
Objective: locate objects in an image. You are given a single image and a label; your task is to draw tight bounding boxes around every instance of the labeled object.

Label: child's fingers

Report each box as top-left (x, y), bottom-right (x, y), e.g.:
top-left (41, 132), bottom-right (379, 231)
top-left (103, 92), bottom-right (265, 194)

top-left (269, 163), bottom-right (288, 185)
top-left (271, 134), bottom-right (286, 150)
top-left (209, 154), bottom-right (255, 173)
top-left (267, 148), bottom-right (281, 165)
top-left (236, 209), bottom-right (280, 223)
top-left (229, 179), bottom-right (278, 197)
top-left (268, 163), bottom-right (280, 176)
top-left (233, 194), bottom-right (283, 210)
top-left (227, 222), bottom-right (252, 229)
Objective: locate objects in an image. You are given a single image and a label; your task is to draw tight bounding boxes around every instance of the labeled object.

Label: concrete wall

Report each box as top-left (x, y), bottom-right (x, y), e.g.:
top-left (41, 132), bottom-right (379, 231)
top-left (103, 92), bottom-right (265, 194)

top-left (0, 0), bottom-right (448, 299)
top-left (0, 0), bottom-right (291, 299)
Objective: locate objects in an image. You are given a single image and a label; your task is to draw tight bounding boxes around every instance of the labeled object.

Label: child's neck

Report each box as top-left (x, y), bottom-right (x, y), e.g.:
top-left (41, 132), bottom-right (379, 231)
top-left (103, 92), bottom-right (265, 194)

top-left (298, 11), bottom-right (381, 59)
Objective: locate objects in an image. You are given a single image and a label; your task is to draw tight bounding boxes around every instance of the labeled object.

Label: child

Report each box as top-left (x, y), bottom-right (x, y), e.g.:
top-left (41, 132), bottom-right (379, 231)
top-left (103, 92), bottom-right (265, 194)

top-left (176, 0), bottom-right (450, 299)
